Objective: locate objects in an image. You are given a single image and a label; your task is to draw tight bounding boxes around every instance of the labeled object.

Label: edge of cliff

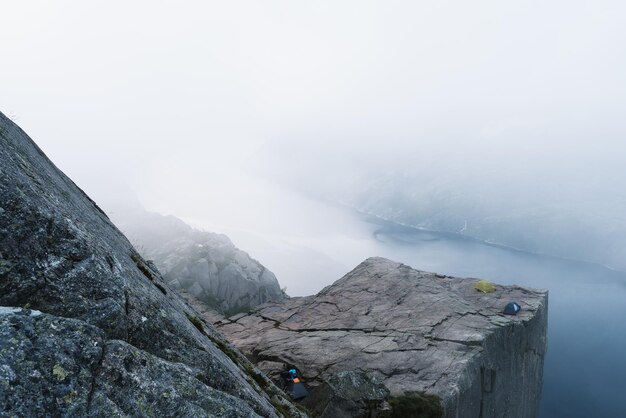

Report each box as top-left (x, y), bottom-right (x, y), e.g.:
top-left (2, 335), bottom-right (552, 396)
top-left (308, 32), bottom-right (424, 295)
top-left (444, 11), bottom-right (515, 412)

top-left (216, 257), bottom-right (548, 418)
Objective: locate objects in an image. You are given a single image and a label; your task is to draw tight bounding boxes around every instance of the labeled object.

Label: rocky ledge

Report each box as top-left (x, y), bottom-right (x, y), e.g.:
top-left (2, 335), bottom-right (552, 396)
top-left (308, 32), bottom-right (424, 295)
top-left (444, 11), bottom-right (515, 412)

top-left (217, 257), bottom-right (548, 418)
top-left (0, 111), bottom-right (304, 417)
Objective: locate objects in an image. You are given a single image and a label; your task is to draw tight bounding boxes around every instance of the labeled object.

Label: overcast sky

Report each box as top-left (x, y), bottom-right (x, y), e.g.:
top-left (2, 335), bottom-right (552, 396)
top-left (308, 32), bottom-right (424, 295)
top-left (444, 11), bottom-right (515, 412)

top-left (2, 1), bottom-right (626, 283)
top-left (3, 1), bottom-right (625, 182)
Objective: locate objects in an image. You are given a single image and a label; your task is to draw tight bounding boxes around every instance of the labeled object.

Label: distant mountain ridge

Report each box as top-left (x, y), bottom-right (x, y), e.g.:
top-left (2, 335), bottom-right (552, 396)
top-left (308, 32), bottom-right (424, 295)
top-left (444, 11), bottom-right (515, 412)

top-left (253, 140), bottom-right (626, 271)
top-left (111, 208), bottom-right (287, 316)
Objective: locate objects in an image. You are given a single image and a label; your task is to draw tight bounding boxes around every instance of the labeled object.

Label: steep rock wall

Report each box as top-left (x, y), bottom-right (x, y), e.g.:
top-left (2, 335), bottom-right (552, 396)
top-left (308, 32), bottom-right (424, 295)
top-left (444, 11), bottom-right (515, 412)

top-left (0, 111), bottom-right (304, 417)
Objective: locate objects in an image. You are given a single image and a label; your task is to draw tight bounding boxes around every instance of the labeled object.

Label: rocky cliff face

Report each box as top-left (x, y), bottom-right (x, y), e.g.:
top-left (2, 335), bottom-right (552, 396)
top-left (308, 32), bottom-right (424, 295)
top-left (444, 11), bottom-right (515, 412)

top-left (217, 258), bottom-right (548, 418)
top-left (111, 209), bottom-right (286, 316)
top-left (0, 112), bottom-right (304, 417)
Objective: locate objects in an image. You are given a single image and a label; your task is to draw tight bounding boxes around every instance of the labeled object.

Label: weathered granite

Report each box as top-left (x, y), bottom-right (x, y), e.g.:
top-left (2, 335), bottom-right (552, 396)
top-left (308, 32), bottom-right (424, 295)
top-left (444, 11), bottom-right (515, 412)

top-left (0, 308), bottom-right (262, 417)
top-left (302, 371), bottom-right (390, 418)
top-left (217, 257), bottom-right (548, 418)
top-left (112, 209), bottom-right (286, 315)
top-left (0, 111), bottom-right (305, 417)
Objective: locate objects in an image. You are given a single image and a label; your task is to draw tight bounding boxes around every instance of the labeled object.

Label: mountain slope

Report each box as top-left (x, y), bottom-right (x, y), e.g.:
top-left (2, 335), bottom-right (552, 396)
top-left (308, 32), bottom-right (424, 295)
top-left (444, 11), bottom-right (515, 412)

top-left (0, 111), bottom-right (304, 417)
top-left (112, 209), bottom-right (286, 316)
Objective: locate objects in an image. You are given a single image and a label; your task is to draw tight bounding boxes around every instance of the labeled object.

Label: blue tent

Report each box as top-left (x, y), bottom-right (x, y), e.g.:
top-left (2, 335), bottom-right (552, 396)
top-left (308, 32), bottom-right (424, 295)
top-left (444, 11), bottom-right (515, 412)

top-left (503, 302), bottom-right (521, 315)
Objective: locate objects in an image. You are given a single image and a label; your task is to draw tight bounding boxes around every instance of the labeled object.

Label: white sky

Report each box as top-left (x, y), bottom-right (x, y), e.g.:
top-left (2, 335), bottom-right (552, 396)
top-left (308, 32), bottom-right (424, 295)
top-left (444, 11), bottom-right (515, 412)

top-left (2, 1), bottom-right (626, 291)
top-left (3, 1), bottom-right (625, 176)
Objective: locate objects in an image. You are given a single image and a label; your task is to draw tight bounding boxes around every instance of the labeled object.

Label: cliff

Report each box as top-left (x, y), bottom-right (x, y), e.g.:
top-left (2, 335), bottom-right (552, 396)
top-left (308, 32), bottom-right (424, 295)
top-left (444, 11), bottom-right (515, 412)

top-left (0, 109), bottom-right (547, 417)
top-left (0, 112), bottom-right (304, 417)
top-left (111, 209), bottom-right (286, 316)
top-left (217, 257), bottom-right (548, 418)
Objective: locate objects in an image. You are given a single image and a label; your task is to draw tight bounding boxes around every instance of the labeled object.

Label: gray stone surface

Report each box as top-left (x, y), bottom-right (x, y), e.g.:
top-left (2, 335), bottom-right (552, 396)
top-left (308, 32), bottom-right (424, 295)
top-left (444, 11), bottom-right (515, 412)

top-left (0, 111), bottom-right (305, 417)
top-left (217, 257), bottom-right (548, 418)
top-left (0, 309), bottom-right (262, 417)
top-left (302, 371), bottom-right (389, 418)
top-left (112, 209), bottom-right (286, 315)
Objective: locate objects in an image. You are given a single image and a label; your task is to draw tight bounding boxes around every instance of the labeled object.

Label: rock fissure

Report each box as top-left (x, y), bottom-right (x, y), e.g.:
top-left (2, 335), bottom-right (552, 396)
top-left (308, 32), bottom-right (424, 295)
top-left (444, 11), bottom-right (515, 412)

top-left (291, 327), bottom-right (377, 334)
top-left (429, 336), bottom-right (483, 347)
top-left (86, 340), bottom-right (107, 411)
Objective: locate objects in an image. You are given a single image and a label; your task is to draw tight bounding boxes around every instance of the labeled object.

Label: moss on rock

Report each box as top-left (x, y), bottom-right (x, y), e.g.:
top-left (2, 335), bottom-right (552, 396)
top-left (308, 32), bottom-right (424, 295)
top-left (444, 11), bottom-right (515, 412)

top-left (381, 392), bottom-right (443, 418)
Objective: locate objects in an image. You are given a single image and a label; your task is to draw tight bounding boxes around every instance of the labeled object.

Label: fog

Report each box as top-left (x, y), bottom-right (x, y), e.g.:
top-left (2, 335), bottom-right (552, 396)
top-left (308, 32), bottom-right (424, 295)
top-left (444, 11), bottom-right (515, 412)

top-left (3, 2), bottom-right (626, 416)
top-left (3, 1), bottom-right (626, 273)
top-left (2, 0), bottom-right (626, 278)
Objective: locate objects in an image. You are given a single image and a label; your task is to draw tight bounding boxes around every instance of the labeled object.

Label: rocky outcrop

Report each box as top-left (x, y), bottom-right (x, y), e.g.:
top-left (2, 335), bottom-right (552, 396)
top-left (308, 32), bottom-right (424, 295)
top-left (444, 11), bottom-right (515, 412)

top-left (303, 371), bottom-right (390, 418)
top-left (217, 257), bottom-right (548, 418)
top-left (112, 209), bottom-right (286, 316)
top-left (0, 308), bottom-right (265, 417)
top-left (0, 111), bottom-right (304, 417)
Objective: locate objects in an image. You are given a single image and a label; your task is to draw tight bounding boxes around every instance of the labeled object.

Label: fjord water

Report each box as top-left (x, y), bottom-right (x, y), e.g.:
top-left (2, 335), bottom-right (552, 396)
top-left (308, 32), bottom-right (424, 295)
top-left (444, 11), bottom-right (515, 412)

top-left (197, 206), bottom-right (625, 417)
top-left (365, 218), bottom-right (626, 418)
top-left (175, 179), bottom-right (623, 417)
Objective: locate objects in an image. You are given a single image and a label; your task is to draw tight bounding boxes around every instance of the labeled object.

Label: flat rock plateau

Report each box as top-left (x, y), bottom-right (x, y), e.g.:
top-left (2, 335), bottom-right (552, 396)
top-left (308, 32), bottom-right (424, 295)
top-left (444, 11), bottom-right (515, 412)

top-left (217, 257), bottom-right (548, 418)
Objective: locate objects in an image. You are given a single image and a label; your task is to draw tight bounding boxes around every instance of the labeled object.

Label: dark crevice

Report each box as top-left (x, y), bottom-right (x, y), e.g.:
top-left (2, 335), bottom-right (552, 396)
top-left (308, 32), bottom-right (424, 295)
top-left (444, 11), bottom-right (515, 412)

top-left (130, 252), bottom-right (167, 295)
top-left (105, 254), bottom-right (115, 271)
top-left (428, 314), bottom-right (453, 332)
top-left (86, 341), bottom-right (107, 411)
top-left (124, 289), bottom-right (130, 316)
top-left (124, 289), bottom-right (131, 340)
top-left (430, 336), bottom-right (483, 347)
top-left (257, 314), bottom-right (287, 330)
top-left (392, 348), bottom-right (427, 353)
top-left (315, 300), bottom-right (341, 311)
top-left (294, 327), bottom-right (377, 334)
top-left (280, 310), bottom-right (300, 324)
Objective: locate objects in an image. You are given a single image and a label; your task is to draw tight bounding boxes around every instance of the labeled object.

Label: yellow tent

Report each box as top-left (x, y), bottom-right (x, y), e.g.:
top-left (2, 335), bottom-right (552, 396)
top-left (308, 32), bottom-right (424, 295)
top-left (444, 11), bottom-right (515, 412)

top-left (474, 280), bottom-right (496, 293)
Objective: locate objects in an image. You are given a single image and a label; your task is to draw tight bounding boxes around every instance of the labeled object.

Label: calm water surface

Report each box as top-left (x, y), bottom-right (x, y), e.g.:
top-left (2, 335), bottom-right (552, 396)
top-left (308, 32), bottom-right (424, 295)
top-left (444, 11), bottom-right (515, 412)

top-left (194, 187), bottom-right (625, 418)
top-left (366, 219), bottom-right (626, 418)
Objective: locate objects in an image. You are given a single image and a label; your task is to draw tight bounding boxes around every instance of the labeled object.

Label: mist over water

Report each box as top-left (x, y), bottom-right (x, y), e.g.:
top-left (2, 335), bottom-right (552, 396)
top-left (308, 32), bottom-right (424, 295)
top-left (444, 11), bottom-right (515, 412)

top-left (3, 1), bottom-right (626, 416)
top-left (136, 184), bottom-right (626, 418)
top-left (4, 1), bottom-right (626, 270)
top-left (368, 221), bottom-right (626, 418)
top-left (187, 190), bottom-right (626, 418)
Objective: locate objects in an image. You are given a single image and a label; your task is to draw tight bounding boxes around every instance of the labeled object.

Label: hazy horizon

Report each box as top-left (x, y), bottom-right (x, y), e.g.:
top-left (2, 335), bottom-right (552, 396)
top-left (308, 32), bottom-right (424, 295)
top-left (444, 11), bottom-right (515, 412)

top-left (3, 1), bottom-right (626, 272)
top-left (4, 4), bottom-right (626, 416)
